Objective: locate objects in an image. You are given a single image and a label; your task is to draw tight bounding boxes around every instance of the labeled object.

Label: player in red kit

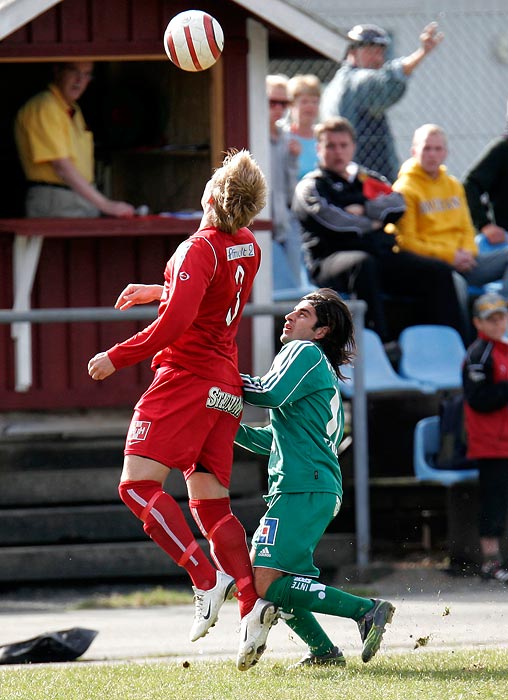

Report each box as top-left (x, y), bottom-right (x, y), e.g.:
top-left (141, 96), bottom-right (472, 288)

top-left (88, 150), bottom-right (270, 652)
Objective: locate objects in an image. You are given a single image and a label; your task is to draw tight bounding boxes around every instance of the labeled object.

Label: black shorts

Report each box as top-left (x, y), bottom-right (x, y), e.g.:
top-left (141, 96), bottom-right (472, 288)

top-left (477, 458), bottom-right (508, 538)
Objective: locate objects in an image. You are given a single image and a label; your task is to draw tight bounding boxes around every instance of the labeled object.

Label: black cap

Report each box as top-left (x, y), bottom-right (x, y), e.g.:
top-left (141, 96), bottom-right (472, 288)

top-left (347, 24), bottom-right (390, 47)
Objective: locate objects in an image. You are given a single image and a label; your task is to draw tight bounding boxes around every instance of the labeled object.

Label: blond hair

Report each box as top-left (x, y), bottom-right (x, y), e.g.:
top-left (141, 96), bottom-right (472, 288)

top-left (412, 123), bottom-right (447, 148)
top-left (287, 74), bottom-right (321, 101)
top-left (266, 74), bottom-right (289, 93)
top-left (209, 150), bottom-right (267, 233)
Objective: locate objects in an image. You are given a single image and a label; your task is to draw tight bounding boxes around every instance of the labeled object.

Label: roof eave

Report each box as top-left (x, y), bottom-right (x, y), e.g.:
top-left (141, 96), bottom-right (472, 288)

top-left (233, 0), bottom-right (344, 61)
top-left (0, 0), bottom-right (63, 41)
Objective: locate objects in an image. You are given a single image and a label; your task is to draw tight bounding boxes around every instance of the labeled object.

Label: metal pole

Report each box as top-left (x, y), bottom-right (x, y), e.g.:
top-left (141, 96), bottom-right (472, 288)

top-left (0, 303), bottom-right (293, 324)
top-left (349, 300), bottom-right (370, 572)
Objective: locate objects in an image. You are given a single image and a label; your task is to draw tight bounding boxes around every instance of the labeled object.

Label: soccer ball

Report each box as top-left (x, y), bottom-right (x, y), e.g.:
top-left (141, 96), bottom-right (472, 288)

top-left (164, 10), bottom-right (224, 72)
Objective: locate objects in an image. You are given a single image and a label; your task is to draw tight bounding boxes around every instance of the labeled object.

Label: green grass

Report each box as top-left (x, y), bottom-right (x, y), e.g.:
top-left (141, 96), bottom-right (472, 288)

top-left (73, 585), bottom-right (375, 610)
top-left (1, 649), bottom-right (507, 700)
top-left (74, 586), bottom-right (193, 609)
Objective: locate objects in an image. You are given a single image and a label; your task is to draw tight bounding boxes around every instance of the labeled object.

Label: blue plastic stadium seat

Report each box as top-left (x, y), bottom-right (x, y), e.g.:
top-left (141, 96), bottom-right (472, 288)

top-left (413, 416), bottom-right (479, 486)
top-left (339, 328), bottom-right (423, 398)
top-left (272, 242), bottom-right (317, 302)
top-left (398, 325), bottom-right (466, 392)
top-left (468, 280), bottom-right (503, 296)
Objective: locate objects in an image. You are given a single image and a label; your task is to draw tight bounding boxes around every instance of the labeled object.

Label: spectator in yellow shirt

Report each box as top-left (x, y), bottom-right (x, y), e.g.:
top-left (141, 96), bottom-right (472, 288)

top-left (15, 61), bottom-right (134, 218)
top-left (393, 124), bottom-right (508, 298)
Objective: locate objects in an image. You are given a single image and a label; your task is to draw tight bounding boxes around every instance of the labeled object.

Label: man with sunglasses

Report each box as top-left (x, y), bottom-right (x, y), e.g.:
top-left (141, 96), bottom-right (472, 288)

top-left (267, 74), bottom-right (302, 285)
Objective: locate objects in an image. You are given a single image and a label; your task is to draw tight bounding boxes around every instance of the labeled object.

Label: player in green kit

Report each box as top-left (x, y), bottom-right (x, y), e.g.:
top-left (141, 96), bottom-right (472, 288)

top-left (235, 288), bottom-right (395, 670)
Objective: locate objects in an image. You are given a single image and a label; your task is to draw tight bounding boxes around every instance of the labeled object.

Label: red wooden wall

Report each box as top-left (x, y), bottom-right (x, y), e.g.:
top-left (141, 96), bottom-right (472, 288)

top-left (0, 228), bottom-right (253, 410)
top-left (0, 1), bottom-right (247, 60)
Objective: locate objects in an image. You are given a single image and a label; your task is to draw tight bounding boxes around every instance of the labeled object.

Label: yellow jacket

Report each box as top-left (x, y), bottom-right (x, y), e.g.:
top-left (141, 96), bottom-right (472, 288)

top-left (392, 158), bottom-right (477, 264)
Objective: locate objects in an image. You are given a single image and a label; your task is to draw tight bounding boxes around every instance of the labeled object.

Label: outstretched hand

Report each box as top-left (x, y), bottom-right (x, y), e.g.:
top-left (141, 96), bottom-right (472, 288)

top-left (115, 283), bottom-right (163, 310)
top-left (420, 22), bottom-right (444, 54)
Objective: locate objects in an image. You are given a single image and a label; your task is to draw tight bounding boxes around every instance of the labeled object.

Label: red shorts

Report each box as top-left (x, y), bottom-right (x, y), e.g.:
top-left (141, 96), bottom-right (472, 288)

top-left (124, 364), bottom-right (243, 488)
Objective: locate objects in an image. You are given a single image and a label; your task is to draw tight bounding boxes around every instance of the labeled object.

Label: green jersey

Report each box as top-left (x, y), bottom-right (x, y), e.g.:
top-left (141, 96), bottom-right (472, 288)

top-left (235, 339), bottom-right (343, 500)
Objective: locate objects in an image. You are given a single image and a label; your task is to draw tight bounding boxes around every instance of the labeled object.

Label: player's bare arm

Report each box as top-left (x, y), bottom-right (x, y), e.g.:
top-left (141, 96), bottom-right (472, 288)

top-left (115, 283), bottom-right (164, 310)
top-left (88, 351), bottom-right (116, 380)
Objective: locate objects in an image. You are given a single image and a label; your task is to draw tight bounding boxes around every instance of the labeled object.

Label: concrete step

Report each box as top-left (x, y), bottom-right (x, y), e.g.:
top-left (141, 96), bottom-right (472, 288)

top-left (0, 459), bottom-right (266, 507)
top-left (0, 497), bottom-right (267, 546)
top-left (0, 438), bottom-right (125, 471)
top-left (0, 438), bottom-right (263, 471)
top-left (0, 533), bottom-right (355, 583)
top-left (0, 466), bottom-right (124, 507)
top-left (0, 409), bottom-right (132, 442)
top-left (0, 406), bottom-right (267, 442)
top-left (0, 409), bottom-right (357, 584)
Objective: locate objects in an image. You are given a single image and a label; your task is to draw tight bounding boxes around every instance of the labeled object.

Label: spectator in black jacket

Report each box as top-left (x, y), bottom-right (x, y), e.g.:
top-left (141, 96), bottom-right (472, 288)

top-left (292, 117), bottom-right (467, 343)
top-left (463, 104), bottom-right (508, 246)
top-left (463, 292), bottom-right (508, 583)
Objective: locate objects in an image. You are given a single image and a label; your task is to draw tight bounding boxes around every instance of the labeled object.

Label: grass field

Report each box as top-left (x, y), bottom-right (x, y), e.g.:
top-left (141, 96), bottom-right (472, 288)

top-left (74, 586), bottom-right (194, 609)
top-left (1, 648), bottom-right (507, 700)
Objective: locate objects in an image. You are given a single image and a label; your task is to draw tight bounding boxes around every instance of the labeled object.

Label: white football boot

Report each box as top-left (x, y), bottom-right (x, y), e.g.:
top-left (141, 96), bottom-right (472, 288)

top-left (189, 571), bottom-right (237, 642)
top-left (237, 598), bottom-right (279, 671)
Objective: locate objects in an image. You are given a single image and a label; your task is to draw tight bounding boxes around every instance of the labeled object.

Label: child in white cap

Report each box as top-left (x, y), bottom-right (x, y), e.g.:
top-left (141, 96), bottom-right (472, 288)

top-left (463, 292), bottom-right (508, 582)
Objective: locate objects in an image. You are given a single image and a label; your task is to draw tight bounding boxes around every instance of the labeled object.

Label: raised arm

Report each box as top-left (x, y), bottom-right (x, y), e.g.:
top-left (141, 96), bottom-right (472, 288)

top-left (401, 22), bottom-right (444, 76)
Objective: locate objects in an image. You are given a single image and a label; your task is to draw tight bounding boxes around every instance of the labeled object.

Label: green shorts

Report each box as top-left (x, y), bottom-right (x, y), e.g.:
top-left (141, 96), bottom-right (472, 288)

top-left (251, 492), bottom-right (341, 577)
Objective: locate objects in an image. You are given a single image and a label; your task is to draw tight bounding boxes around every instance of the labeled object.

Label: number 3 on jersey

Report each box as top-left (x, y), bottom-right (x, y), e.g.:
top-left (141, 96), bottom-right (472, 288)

top-left (226, 264), bottom-right (245, 326)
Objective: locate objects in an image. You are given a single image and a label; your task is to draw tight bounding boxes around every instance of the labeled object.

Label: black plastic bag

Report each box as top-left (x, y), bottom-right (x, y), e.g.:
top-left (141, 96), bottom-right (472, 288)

top-left (0, 627), bottom-right (98, 664)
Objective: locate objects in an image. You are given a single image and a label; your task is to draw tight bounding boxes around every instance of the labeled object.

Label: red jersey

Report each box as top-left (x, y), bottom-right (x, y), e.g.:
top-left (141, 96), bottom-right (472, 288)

top-left (463, 332), bottom-right (508, 459)
top-left (108, 226), bottom-right (261, 385)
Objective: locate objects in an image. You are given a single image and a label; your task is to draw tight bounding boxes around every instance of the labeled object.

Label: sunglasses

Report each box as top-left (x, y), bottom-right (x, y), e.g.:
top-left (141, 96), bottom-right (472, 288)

top-left (269, 99), bottom-right (290, 108)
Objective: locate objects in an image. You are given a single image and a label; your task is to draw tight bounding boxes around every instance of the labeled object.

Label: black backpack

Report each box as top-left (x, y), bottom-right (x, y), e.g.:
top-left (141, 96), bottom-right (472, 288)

top-left (435, 393), bottom-right (472, 470)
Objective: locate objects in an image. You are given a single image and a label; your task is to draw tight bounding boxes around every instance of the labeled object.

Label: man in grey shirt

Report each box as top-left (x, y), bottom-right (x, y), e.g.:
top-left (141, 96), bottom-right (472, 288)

top-left (321, 22), bottom-right (443, 182)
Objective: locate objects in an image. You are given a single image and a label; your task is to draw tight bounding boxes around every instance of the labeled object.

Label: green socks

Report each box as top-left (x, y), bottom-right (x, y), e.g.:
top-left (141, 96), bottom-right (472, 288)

top-left (266, 574), bottom-right (374, 621)
top-left (283, 607), bottom-right (335, 656)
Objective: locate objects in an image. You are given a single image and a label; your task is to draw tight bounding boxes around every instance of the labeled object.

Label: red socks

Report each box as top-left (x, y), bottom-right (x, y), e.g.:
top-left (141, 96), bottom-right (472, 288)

top-left (119, 481), bottom-right (259, 615)
top-left (119, 480), bottom-right (216, 590)
top-left (189, 497), bottom-right (258, 616)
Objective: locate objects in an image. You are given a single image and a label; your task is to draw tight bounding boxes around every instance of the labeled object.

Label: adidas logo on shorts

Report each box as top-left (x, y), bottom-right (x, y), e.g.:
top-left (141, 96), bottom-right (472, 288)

top-left (258, 547), bottom-right (271, 558)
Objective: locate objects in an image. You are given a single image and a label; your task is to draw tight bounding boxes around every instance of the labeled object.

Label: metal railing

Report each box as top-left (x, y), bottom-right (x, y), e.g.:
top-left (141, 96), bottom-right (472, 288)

top-left (0, 303), bottom-right (291, 324)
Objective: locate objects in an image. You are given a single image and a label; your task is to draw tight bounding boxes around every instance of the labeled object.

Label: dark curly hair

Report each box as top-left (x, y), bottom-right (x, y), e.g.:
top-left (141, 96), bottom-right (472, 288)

top-left (303, 288), bottom-right (356, 380)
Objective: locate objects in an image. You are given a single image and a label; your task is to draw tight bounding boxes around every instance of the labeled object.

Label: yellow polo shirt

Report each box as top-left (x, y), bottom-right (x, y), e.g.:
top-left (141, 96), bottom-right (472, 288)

top-left (15, 83), bottom-right (94, 185)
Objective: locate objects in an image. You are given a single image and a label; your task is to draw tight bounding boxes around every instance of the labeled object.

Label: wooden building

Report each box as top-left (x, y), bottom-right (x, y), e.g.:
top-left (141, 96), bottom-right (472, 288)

top-left (0, 0), bottom-right (342, 411)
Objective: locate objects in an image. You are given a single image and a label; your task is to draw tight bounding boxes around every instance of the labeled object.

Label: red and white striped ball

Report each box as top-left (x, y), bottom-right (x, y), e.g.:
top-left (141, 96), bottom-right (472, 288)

top-left (164, 10), bottom-right (224, 72)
